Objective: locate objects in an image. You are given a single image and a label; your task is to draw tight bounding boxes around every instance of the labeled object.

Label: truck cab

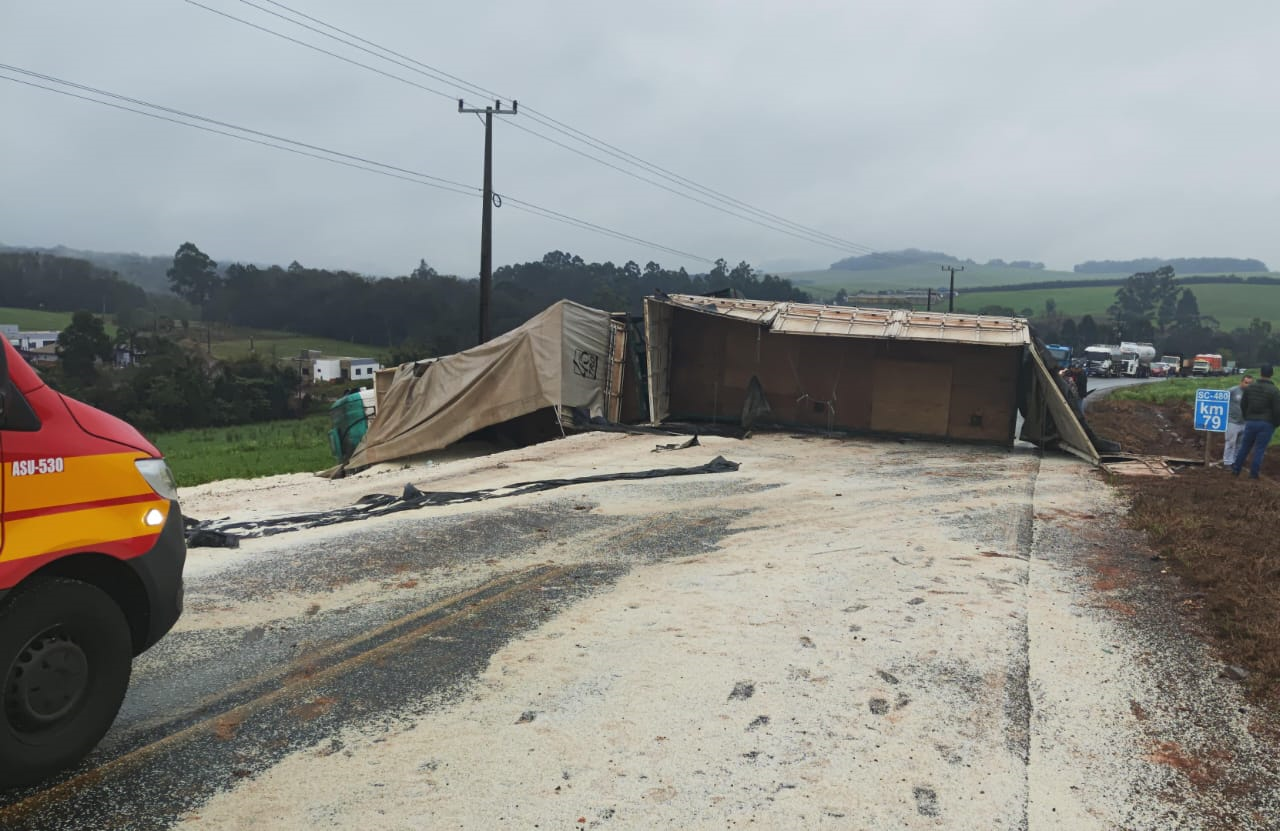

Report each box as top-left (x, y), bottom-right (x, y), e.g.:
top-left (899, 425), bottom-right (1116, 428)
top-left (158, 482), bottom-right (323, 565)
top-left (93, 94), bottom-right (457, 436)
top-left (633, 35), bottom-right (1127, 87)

top-left (0, 337), bottom-right (185, 786)
top-left (1043, 344), bottom-right (1072, 367)
top-left (1118, 341), bottom-right (1156, 378)
top-left (1082, 345), bottom-right (1120, 377)
top-left (1192, 353), bottom-right (1224, 376)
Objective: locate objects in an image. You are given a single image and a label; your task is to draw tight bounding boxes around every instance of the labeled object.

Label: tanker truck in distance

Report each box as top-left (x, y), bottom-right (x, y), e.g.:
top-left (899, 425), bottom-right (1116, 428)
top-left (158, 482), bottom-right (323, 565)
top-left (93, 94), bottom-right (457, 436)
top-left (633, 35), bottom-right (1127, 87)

top-left (1118, 341), bottom-right (1157, 377)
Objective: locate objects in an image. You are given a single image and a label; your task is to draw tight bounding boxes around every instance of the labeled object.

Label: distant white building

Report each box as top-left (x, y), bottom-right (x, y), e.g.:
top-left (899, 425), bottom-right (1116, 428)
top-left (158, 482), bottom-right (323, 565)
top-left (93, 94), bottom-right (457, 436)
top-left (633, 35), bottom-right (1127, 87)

top-left (340, 357), bottom-right (382, 381)
top-left (8, 330), bottom-right (60, 350)
top-left (300, 356), bottom-right (343, 383)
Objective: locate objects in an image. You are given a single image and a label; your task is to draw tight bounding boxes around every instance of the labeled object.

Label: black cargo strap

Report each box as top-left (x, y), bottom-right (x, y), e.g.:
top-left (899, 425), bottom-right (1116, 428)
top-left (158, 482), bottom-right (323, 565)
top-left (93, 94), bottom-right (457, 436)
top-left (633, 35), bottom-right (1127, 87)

top-left (185, 455), bottom-right (741, 548)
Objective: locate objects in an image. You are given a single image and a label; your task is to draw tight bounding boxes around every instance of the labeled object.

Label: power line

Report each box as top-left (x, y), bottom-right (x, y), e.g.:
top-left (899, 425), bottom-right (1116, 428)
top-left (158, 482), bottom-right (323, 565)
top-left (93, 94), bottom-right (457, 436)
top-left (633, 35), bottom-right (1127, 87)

top-left (212, 0), bottom-right (860, 253)
top-left (0, 62), bottom-right (476, 193)
top-left (183, 0), bottom-right (458, 103)
top-left (516, 109), bottom-right (875, 254)
top-left (0, 66), bottom-right (713, 265)
top-left (502, 196), bottom-right (711, 263)
top-left (505, 119), bottom-right (860, 253)
top-left (240, 0), bottom-right (873, 253)
top-left (186, 0), bottom-right (876, 256)
top-left (0, 72), bottom-right (476, 198)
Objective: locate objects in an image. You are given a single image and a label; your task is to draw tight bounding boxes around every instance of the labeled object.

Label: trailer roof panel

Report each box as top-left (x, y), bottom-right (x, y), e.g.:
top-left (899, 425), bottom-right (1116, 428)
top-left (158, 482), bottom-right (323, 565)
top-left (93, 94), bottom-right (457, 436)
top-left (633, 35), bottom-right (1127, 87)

top-left (652, 294), bottom-right (1030, 346)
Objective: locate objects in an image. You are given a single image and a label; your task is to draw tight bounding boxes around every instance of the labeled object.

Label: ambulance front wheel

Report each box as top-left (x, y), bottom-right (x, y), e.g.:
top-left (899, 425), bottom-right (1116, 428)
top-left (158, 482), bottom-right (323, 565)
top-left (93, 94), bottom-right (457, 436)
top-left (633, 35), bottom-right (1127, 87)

top-left (0, 577), bottom-right (133, 788)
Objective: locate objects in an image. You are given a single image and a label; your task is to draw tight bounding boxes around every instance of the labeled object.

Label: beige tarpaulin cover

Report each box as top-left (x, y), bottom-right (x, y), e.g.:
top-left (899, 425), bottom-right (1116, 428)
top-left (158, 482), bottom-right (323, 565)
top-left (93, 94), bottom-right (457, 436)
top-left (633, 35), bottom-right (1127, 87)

top-left (343, 300), bottom-right (613, 470)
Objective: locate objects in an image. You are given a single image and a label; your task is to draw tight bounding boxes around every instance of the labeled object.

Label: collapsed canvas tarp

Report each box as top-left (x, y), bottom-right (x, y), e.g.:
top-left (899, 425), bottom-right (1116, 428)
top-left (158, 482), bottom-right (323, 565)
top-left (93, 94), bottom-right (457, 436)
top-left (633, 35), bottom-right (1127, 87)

top-left (338, 300), bottom-right (616, 473)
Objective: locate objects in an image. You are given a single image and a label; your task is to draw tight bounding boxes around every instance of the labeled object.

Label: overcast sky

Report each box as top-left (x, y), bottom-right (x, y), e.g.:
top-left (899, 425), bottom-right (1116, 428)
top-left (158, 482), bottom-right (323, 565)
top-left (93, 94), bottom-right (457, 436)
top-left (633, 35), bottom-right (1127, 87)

top-left (3, 0), bottom-right (1279, 278)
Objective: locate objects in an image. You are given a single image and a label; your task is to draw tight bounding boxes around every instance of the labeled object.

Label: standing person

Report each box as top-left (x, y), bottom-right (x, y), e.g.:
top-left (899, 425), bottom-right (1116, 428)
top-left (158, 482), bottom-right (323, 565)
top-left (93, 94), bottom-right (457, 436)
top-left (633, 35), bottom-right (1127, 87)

top-left (1222, 374), bottom-right (1254, 466)
top-left (1072, 365), bottom-right (1088, 400)
top-left (1232, 365), bottom-right (1280, 479)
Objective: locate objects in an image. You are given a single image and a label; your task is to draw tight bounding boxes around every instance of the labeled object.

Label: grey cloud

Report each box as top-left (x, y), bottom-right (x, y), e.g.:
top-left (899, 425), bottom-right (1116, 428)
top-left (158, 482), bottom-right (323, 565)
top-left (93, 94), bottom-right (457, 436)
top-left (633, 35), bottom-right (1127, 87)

top-left (2, 0), bottom-right (1279, 278)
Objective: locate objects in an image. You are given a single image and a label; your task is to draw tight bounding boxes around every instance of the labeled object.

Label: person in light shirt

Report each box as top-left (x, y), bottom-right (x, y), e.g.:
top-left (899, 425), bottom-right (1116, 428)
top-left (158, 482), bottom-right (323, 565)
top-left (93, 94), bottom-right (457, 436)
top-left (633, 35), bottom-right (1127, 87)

top-left (1222, 373), bottom-right (1253, 466)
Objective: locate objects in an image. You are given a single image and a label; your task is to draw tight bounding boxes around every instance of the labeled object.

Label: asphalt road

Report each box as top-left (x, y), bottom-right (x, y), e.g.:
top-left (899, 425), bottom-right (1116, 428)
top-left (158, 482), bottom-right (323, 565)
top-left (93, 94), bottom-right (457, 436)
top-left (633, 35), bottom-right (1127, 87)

top-left (0, 495), bottom-right (748, 829)
top-left (1085, 375), bottom-right (1170, 398)
top-left (1, 432), bottom-right (1274, 828)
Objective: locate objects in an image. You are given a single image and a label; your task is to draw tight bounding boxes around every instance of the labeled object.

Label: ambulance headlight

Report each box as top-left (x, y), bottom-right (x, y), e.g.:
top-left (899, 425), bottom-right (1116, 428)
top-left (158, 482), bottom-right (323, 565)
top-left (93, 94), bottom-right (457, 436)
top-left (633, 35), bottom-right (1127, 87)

top-left (135, 459), bottom-right (180, 501)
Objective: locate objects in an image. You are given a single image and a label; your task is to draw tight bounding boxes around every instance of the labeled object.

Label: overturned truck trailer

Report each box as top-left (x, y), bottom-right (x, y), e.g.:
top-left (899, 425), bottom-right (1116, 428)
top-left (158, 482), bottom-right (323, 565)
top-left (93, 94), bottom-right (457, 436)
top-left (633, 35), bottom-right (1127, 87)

top-left (643, 294), bottom-right (1098, 463)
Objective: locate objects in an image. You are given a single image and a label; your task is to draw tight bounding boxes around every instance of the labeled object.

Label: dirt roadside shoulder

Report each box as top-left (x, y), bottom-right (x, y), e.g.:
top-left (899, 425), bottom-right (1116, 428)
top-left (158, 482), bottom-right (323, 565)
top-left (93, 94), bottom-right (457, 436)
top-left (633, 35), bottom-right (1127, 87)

top-left (1087, 396), bottom-right (1280, 703)
top-left (1028, 454), bottom-right (1279, 829)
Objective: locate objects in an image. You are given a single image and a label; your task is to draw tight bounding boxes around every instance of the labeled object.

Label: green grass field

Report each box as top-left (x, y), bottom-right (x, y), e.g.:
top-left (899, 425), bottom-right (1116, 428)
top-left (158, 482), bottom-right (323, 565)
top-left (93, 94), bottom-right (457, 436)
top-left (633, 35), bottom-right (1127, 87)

top-left (955, 283), bottom-right (1280, 332)
top-left (153, 414), bottom-right (335, 487)
top-left (198, 327), bottom-right (383, 361)
top-left (782, 268), bottom-right (1280, 332)
top-left (0, 306), bottom-right (118, 336)
top-left (1109, 375), bottom-right (1242, 404)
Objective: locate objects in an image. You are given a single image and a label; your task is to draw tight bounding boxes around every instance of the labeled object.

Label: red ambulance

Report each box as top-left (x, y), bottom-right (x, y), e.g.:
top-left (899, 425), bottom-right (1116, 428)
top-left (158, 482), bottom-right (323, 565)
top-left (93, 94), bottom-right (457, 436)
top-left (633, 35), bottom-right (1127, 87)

top-left (0, 336), bottom-right (185, 786)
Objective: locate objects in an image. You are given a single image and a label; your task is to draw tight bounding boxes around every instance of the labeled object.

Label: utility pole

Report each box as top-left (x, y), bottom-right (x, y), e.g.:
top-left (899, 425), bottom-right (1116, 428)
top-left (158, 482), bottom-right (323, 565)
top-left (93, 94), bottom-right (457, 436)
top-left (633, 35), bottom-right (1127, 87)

top-left (941, 265), bottom-right (964, 313)
top-left (458, 98), bottom-right (517, 344)
top-left (926, 288), bottom-right (933, 311)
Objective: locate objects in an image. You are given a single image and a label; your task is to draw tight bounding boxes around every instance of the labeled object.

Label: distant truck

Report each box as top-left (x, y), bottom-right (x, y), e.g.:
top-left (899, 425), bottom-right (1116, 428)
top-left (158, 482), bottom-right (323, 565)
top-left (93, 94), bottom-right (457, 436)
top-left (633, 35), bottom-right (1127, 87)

top-left (1083, 344), bottom-right (1123, 377)
top-left (1044, 344), bottom-right (1072, 367)
top-left (1117, 341), bottom-right (1156, 377)
top-left (1192, 353), bottom-right (1225, 376)
top-left (1160, 354), bottom-right (1183, 377)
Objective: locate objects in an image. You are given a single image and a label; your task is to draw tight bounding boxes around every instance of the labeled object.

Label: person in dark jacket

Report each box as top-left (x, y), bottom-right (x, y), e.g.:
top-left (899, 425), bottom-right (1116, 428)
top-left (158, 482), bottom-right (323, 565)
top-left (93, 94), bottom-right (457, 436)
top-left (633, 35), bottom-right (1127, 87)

top-left (1232, 364), bottom-right (1280, 478)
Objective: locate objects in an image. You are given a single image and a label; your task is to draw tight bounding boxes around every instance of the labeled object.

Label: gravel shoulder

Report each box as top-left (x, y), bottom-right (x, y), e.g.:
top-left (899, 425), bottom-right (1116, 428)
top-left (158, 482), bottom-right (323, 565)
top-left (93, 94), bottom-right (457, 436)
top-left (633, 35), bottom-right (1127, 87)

top-left (164, 432), bottom-right (1277, 829)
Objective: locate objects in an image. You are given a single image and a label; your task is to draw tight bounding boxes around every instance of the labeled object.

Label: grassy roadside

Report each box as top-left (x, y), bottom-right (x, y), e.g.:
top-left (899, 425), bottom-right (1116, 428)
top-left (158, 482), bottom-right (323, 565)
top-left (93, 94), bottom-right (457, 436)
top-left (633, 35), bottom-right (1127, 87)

top-left (153, 414), bottom-right (334, 487)
top-left (1108, 375), bottom-right (1280, 446)
top-left (1109, 375), bottom-right (1244, 404)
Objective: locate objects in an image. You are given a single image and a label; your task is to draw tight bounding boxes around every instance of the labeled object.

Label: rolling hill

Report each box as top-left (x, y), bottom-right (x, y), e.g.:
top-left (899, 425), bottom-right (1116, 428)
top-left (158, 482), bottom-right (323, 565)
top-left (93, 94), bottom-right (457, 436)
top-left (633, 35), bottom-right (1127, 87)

top-left (783, 264), bottom-right (1124, 296)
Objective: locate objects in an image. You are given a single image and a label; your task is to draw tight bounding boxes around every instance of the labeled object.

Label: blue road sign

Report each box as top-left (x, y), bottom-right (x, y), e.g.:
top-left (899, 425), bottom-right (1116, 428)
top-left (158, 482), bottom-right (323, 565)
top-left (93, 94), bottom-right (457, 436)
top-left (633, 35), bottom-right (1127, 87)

top-left (1194, 388), bottom-right (1230, 432)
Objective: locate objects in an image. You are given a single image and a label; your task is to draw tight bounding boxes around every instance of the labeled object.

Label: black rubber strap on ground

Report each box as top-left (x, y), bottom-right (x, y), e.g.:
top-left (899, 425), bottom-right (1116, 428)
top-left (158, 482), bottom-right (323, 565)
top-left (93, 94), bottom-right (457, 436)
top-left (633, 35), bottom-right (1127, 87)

top-left (185, 456), bottom-right (741, 548)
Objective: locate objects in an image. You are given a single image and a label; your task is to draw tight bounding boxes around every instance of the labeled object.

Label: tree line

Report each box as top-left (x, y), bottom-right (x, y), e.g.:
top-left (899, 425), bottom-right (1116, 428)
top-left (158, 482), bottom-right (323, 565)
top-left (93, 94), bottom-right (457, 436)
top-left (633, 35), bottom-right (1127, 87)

top-left (829, 248), bottom-right (1046, 272)
top-left (21, 243), bottom-right (812, 433)
top-left (1073, 257), bottom-right (1268, 274)
top-left (168, 244), bottom-right (811, 357)
top-left (0, 252), bottom-right (149, 316)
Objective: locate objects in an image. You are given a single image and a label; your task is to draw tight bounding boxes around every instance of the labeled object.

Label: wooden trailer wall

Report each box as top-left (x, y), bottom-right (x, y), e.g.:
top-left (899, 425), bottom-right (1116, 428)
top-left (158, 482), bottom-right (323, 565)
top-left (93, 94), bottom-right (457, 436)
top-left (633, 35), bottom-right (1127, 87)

top-left (659, 306), bottom-right (1023, 444)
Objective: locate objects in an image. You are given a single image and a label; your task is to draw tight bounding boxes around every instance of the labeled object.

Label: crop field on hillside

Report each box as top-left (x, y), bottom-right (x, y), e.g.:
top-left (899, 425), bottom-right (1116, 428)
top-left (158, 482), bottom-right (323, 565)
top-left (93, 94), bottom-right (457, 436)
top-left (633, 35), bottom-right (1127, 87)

top-left (0, 306), bottom-right (80, 332)
top-left (196, 325), bottom-right (383, 361)
top-left (957, 282), bottom-right (1280, 332)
